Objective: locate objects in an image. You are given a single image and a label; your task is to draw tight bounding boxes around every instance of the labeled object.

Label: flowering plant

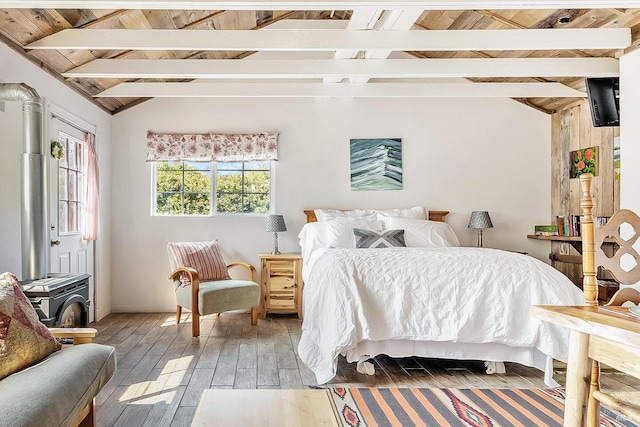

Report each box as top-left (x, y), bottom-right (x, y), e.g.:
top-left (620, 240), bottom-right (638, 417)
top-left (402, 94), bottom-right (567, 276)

top-left (51, 140), bottom-right (64, 160)
top-left (570, 146), bottom-right (597, 178)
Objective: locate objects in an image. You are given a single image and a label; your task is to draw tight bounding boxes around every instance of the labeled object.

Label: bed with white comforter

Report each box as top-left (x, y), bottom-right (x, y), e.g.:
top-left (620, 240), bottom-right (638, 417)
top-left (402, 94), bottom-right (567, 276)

top-left (297, 209), bottom-right (584, 385)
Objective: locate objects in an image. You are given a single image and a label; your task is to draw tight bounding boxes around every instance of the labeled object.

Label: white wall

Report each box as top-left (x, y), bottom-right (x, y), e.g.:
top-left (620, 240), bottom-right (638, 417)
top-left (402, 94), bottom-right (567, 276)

top-left (0, 44), bottom-right (113, 321)
top-left (619, 49), bottom-right (640, 289)
top-left (111, 95), bottom-right (552, 312)
top-left (620, 49), bottom-right (640, 214)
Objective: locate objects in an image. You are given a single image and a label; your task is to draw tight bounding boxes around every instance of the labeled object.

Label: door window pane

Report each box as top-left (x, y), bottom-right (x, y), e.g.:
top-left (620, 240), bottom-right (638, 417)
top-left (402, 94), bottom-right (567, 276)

top-left (67, 139), bottom-right (77, 170)
top-left (59, 169), bottom-right (68, 201)
top-left (68, 170), bottom-right (77, 201)
top-left (59, 137), bottom-right (68, 168)
top-left (59, 202), bottom-right (68, 233)
top-left (57, 132), bottom-right (87, 235)
top-left (68, 202), bottom-right (77, 232)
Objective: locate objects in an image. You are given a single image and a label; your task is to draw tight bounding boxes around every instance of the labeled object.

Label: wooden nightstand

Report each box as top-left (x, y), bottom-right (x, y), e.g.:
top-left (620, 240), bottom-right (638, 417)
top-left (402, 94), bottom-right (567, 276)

top-left (259, 253), bottom-right (303, 319)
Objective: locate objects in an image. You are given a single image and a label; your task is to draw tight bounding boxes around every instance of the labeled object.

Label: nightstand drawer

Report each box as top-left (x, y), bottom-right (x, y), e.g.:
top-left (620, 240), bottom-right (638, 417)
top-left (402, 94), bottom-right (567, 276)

top-left (269, 293), bottom-right (296, 309)
top-left (269, 277), bottom-right (297, 291)
top-left (267, 261), bottom-right (295, 277)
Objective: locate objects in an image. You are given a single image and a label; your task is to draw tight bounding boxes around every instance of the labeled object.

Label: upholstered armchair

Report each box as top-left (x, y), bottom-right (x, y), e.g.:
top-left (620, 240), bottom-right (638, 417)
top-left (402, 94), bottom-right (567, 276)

top-left (167, 241), bottom-right (260, 337)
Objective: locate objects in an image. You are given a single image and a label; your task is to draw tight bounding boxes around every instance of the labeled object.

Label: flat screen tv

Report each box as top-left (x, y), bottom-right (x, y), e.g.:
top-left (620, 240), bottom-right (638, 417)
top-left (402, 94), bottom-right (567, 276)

top-left (585, 77), bottom-right (620, 127)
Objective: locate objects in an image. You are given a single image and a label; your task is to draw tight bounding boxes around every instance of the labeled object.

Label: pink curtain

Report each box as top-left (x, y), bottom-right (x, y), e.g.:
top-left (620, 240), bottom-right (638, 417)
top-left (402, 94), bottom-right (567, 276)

top-left (83, 132), bottom-right (99, 241)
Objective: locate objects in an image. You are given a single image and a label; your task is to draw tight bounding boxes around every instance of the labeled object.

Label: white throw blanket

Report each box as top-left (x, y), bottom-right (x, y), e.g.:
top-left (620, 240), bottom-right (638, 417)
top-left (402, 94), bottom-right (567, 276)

top-left (298, 247), bottom-right (584, 384)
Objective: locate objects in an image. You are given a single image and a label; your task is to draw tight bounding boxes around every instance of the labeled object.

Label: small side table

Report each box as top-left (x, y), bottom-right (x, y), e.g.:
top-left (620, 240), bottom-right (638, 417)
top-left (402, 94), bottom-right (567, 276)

top-left (259, 253), bottom-right (303, 319)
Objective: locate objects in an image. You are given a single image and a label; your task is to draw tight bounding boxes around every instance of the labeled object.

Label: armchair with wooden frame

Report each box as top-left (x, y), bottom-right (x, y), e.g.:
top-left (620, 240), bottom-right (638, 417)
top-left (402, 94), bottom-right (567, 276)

top-left (580, 174), bottom-right (640, 426)
top-left (167, 242), bottom-right (260, 338)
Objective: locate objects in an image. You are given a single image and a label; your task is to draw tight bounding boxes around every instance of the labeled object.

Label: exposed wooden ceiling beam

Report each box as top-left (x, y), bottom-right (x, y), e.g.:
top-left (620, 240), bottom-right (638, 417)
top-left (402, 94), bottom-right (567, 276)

top-left (329, 8), bottom-right (423, 83)
top-left (26, 28), bottom-right (632, 51)
top-left (476, 10), bottom-right (527, 29)
top-left (362, 9), bottom-right (424, 58)
top-left (94, 81), bottom-right (586, 98)
top-left (63, 57), bottom-right (619, 79)
top-left (6, 1), bottom-right (640, 11)
top-left (327, 8), bottom-right (383, 82)
top-left (78, 9), bottom-right (128, 28)
top-left (0, 29), bottom-right (112, 114)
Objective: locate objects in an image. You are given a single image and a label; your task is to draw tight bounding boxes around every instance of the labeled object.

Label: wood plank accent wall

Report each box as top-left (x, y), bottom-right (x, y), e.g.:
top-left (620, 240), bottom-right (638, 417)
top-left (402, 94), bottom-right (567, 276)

top-left (550, 101), bottom-right (620, 287)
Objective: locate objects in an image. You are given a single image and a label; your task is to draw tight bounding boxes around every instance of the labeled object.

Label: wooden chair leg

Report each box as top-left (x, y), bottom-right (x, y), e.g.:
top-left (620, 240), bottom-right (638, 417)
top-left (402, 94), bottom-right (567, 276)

top-left (251, 307), bottom-right (258, 325)
top-left (587, 360), bottom-right (601, 427)
top-left (76, 399), bottom-right (95, 427)
top-left (176, 306), bottom-right (182, 324)
top-left (192, 310), bottom-right (200, 337)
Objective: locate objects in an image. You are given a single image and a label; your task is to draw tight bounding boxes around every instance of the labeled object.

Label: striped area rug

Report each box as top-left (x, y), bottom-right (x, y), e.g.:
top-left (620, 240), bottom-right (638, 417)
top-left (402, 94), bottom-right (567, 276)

top-left (328, 387), bottom-right (638, 427)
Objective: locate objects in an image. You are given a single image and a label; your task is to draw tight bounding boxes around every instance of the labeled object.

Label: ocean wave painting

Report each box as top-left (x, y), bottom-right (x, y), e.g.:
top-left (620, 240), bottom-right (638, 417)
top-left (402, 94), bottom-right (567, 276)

top-left (350, 138), bottom-right (403, 191)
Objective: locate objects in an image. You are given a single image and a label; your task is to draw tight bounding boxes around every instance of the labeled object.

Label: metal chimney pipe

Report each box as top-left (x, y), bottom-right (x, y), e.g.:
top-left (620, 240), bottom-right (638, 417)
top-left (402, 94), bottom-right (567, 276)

top-left (0, 83), bottom-right (47, 280)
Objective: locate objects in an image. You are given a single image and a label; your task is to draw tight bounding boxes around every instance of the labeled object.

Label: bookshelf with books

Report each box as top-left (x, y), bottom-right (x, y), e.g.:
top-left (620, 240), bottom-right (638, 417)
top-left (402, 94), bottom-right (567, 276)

top-left (530, 215), bottom-right (610, 245)
top-left (552, 215), bottom-right (611, 238)
top-left (527, 234), bottom-right (616, 254)
top-left (549, 103), bottom-right (619, 298)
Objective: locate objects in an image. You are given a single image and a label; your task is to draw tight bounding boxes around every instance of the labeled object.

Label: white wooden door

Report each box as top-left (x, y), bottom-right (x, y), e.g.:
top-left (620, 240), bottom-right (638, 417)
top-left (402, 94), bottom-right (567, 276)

top-left (49, 118), bottom-right (95, 322)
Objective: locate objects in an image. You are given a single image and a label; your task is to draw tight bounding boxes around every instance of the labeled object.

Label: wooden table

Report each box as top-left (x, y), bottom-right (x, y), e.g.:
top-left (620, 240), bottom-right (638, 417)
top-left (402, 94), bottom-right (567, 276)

top-left (530, 305), bottom-right (640, 427)
top-left (191, 389), bottom-right (340, 426)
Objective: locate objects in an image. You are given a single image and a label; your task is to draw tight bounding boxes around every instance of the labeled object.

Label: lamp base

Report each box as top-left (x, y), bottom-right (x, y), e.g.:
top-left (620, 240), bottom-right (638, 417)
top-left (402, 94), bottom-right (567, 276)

top-left (272, 232), bottom-right (280, 255)
top-left (477, 229), bottom-right (484, 248)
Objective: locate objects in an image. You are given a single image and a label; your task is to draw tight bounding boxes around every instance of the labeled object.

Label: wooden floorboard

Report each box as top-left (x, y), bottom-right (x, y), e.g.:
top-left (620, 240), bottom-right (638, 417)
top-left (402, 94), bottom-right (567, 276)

top-left (94, 311), bottom-right (632, 426)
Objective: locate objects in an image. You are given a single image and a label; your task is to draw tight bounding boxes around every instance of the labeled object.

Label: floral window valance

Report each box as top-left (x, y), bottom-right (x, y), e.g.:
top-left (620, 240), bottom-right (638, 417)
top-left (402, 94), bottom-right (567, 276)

top-left (146, 131), bottom-right (279, 162)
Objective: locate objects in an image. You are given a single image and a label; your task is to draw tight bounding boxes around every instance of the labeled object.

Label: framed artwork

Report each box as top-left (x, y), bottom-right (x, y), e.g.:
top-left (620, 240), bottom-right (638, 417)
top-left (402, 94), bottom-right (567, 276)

top-left (570, 146), bottom-right (598, 179)
top-left (350, 138), bottom-right (403, 191)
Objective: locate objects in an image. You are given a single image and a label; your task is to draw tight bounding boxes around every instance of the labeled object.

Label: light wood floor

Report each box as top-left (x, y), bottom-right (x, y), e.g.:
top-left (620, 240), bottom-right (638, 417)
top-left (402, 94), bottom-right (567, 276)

top-left (93, 311), bottom-right (640, 427)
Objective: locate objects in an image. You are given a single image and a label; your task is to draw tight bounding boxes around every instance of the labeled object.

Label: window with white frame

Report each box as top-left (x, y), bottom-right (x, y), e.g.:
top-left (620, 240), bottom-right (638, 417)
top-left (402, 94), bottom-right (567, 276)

top-left (58, 132), bottom-right (87, 234)
top-left (153, 161), bottom-right (271, 215)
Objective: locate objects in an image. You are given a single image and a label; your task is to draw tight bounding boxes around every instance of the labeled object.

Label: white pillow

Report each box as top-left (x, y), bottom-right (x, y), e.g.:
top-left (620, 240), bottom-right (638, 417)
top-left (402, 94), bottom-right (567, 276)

top-left (314, 208), bottom-right (374, 221)
top-left (314, 209), bottom-right (384, 231)
top-left (382, 217), bottom-right (460, 248)
top-left (298, 222), bottom-right (330, 260)
top-left (376, 206), bottom-right (428, 220)
top-left (324, 218), bottom-right (379, 248)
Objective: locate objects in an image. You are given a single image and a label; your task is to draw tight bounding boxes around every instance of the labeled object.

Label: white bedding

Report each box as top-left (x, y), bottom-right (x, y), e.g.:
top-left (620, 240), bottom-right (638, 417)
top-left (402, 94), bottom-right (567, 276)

top-left (297, 246), bottom-right (584, 384)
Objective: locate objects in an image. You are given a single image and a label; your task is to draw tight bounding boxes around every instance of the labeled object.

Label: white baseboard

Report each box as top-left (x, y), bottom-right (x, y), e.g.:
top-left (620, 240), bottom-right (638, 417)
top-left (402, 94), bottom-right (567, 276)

top-left (110, 306), bottom-right (252, 314)
top-left (110, 304), bottom-right (175, 313)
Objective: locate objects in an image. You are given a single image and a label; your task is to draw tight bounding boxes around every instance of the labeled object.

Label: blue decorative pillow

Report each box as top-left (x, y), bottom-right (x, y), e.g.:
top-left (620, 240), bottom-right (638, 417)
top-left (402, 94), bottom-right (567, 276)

top-left (353, 228), bottom-right (406, 248)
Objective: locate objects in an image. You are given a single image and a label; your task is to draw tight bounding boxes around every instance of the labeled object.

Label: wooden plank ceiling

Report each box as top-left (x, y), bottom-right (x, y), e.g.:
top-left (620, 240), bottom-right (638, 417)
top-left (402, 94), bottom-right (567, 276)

top-left (1, 6), bottom-right (639, 114)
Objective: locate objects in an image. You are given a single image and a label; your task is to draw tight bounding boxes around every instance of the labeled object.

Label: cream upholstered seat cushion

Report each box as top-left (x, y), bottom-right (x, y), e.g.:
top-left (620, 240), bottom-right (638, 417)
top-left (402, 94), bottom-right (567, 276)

top-left (174, 279), bottom-right (260, 315)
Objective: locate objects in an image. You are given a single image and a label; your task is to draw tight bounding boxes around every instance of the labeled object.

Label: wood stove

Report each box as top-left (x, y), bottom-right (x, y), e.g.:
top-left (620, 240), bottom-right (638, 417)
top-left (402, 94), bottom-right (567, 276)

top-left (21, 273), bottom-right (90, 327)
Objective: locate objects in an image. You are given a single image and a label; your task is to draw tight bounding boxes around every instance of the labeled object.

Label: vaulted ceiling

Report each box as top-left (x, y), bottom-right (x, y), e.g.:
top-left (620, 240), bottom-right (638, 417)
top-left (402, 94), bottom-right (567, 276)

top-left (1, 2), bottom-right (639, 115)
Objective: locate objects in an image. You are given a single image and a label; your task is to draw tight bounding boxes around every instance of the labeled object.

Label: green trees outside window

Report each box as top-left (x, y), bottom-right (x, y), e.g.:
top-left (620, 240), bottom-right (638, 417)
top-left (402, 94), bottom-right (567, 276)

top-left (155, 161), bottom-right (270, 215)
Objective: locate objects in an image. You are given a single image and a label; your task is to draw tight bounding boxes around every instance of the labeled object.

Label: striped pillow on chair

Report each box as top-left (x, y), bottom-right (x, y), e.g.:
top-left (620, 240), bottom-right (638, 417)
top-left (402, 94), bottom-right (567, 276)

top-left (167, 241), bottom-right (231, 285)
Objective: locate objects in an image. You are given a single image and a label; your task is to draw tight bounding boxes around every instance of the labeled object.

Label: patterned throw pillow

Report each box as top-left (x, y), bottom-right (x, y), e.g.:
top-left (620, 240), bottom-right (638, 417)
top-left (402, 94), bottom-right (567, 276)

top-left (353, 228), bottom-right (406, 248)
top-left (0, 272), bottom-right (61, 380)
top-left (167, 241), bottom-right (231, 285)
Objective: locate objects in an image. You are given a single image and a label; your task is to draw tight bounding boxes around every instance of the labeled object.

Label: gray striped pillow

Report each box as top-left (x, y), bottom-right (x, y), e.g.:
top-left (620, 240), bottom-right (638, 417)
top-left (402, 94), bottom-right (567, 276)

top-left (353, 228), bottom-right (406, 248)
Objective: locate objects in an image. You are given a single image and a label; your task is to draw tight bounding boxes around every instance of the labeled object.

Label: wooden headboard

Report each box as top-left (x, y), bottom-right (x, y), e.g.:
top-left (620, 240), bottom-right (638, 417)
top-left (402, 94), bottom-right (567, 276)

top-left (304, 209), bottom-right (450, 223)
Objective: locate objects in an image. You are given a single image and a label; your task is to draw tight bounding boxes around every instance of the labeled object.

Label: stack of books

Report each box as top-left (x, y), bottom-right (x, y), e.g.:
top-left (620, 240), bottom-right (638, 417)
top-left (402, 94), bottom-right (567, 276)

top-left (556, 215), bottom-right (580, 237)
top-left (534, 225), bottom-right (559, 236)
top-left (555, 215), bottom-right (611, 237)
